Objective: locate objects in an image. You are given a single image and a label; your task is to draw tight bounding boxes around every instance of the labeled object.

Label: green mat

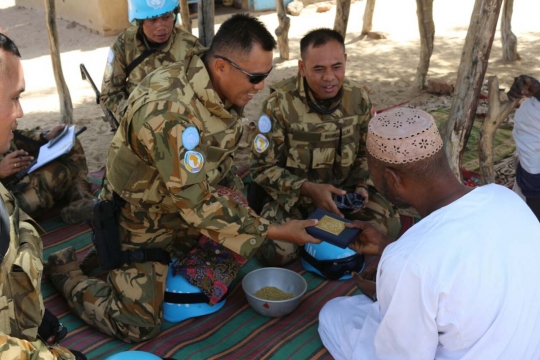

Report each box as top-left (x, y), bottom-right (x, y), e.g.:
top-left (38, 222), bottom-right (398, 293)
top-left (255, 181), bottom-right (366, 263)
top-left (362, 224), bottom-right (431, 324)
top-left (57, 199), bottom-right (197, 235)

top-left (430, 110), bottom-right (515, 172)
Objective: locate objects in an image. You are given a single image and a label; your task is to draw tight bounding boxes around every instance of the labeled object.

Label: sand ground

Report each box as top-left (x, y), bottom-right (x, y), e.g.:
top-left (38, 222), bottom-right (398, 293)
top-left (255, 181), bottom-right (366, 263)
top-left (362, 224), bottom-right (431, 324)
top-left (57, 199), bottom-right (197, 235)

top-left (0, 0), bottom-right (539, 172)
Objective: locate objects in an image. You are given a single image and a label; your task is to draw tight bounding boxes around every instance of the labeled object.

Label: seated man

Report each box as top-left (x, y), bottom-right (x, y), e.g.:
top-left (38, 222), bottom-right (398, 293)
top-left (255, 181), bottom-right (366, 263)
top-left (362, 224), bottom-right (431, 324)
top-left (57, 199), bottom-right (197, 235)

top-left (508, 74), bottom-right (540, 221)
top-left (319, 107), bottom-right (540, 359)
top-left (101, 0), bottom-right (203, 122)
top-left (0, 32), bottom-right (86, 360)
top-left (0, 122), bottom-right (94, 224)
top-left (45, 14), bottom-right (319, 343)
top-left (249, 28), bottom-right (400, 266)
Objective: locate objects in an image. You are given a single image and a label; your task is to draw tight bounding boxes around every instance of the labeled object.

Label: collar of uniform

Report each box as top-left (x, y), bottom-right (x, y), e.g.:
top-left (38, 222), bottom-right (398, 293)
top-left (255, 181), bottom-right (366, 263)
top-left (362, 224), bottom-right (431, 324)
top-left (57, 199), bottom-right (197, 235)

top-left (296, 74), bottom-right (344, 114)
top-left (185, 52), bottom-right (237, 122)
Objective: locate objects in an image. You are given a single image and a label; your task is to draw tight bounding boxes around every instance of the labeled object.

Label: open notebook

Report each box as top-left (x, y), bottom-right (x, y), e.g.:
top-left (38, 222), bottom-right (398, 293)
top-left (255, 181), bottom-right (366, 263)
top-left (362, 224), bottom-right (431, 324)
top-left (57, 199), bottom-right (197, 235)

top-left (28, 125), bottom-right (76, 173)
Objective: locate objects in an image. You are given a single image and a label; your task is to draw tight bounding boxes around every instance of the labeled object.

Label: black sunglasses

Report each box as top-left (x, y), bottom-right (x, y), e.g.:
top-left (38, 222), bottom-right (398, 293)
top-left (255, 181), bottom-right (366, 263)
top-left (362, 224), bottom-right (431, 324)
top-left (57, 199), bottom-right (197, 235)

top-left (214, 55), bottom-right (272, 84)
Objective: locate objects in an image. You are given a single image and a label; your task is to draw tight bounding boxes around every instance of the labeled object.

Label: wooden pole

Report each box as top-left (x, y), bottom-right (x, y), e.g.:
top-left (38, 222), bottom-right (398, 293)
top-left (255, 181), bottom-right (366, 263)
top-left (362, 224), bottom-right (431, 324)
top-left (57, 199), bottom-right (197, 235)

top-left (180, 0), bottom-right (192, 33)
top-left (44, 0), bottom-right (73, 125)
top-left (334, 0), bottom-right (351, 38)
top-left (361, 0), bottom-right (376, 35)
top-left (415, 0), bottom-right (435, 89)
top-left (478, 76), bottom-right (518, 184)
top-left (198, 0), bottom-right (214, 47)
top-left (501, 0), bottom-right (518, 61)
top-left (275, 0), bottom-right (290, 60)
top-left (441, 0), bottom-right (504, 180)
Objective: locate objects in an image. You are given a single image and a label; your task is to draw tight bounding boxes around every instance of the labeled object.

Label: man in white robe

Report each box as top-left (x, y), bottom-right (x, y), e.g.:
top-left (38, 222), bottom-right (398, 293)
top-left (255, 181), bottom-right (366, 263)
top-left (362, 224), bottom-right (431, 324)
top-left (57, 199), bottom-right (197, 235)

top-left (508, 74), bottom-right (540, 220)
top-left (318, 107), bottom-right (540, 360)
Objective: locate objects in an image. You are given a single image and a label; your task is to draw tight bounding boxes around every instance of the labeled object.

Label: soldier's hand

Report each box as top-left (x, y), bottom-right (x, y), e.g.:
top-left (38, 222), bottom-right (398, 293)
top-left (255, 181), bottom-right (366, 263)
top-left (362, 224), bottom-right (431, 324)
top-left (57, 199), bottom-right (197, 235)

top-left (301, 181), bottom-right (345, 217)
top-left (348, 186), bottom-right (369, 214)
top-left (268, 219), bottom-right (322, 246)
top-left (0, 150), bottom-right (34, 178)
top-left (45, 124), bottom-right (67, 141)
top-left (507, 75), bottom-right (540, 101)
top-left (346, 221), bottom-right (392, 256)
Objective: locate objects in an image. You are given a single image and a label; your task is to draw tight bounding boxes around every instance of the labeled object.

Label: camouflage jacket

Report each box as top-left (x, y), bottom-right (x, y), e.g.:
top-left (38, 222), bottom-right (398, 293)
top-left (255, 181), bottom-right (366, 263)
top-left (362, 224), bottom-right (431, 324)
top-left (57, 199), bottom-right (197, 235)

top-left (100, 25), bottom-right (204, 122)
top-left (250, 75), bottom-right (373, 212)
top-left (105, 49), bottom-right (270, 259)
top-left (0, 184), bottom-right (74, 359)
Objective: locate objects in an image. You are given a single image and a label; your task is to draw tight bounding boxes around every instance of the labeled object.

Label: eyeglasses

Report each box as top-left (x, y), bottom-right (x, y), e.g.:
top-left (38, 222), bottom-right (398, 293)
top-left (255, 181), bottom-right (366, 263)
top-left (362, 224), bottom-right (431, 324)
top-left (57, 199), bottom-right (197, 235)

top-left (214, 55), bottom-right (272, 84)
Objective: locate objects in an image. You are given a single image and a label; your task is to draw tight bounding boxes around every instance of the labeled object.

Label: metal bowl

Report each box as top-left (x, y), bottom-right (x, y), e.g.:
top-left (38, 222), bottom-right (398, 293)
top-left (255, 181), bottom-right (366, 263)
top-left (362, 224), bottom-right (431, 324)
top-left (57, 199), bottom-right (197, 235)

top-left (242, 267), bottom-right (307, 317)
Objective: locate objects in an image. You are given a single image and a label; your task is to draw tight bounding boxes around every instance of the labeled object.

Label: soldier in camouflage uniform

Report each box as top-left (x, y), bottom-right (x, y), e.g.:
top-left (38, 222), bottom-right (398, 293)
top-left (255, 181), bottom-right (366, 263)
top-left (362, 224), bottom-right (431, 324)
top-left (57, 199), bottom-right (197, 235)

top-left (0, 123), bottom-right (95, 224)
top-left (45, 14), bottom-right (319, 343)
top-left (100, 0), bottom-right (204, 122)
top-left (0, 32), bottom-right (85, 360)
top-left (250, 29), bottom-right (401, 266)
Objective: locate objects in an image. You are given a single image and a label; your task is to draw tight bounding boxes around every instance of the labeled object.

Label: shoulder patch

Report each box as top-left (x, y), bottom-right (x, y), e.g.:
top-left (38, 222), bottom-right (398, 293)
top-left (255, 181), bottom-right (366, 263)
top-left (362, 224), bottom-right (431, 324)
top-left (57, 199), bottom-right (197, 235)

top-left (258, 115), bottom-right (272, 134)
top-left (184, 151), bottom-right (204, 173)
top-left (253, 134), bottom-right (269, 153)
top-left (182, 126), bottom-right (200, 151)
top-left (104, 49), bottom-right (114, 80)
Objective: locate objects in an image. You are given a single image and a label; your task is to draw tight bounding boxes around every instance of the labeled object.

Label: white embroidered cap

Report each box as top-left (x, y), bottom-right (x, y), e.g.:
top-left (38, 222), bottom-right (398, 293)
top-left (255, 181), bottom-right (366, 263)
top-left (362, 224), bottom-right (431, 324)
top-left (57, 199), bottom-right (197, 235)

top-left (366, 107), bottom-right (443, 164)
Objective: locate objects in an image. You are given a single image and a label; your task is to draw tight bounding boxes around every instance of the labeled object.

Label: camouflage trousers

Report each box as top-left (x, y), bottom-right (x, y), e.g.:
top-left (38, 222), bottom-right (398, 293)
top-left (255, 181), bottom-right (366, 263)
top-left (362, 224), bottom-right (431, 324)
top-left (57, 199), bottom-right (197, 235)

top-left (10, 140), bottom-right (91, 217)
top-left (57, 194), bottom-right (240, 342)
top-left (0, 203), bottom-right (75, 359)
top-left (64, 260), bottom-right (169, 343)
top-left (258, 189), bottom-right (402, 266)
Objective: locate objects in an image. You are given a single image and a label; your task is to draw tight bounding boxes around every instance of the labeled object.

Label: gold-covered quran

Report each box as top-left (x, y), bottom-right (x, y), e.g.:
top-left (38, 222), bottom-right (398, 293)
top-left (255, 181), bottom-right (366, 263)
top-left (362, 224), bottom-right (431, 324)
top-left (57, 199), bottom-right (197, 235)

top-left (315, 215), bottom-right (345, 236)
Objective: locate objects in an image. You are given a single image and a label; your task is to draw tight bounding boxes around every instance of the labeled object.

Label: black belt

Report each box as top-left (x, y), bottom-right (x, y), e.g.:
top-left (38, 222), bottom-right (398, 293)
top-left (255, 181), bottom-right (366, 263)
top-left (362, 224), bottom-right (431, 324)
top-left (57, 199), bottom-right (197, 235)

top-left (164, 291), bottom-right (210, 304)
top-left (120, 248), bottom-right (171, 266)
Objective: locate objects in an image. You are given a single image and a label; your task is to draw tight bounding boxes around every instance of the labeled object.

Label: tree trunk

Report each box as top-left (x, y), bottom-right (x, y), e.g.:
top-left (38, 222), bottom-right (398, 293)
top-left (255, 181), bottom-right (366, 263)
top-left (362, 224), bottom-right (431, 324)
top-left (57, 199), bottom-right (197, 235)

top-left (180, 0), bottom-right (192, 33)
top-left (501, 0), bottom-right (518, 61)
top-left (415, 0), bottom-right (435, 89)
top-left (334, 0), bottom-right (351, 38)
top-left (198, 0), bottom-right (214, 46)
top-left (44, 0), bottom-right (73, 125)
top-left (478, 76), bottom-right (518, 184)
top-left (275, 0), bottom-right (290, 60)
top-left (361, 0), bottom-right (376, 35)
top-left (441, 0), bottom-right (504, 180)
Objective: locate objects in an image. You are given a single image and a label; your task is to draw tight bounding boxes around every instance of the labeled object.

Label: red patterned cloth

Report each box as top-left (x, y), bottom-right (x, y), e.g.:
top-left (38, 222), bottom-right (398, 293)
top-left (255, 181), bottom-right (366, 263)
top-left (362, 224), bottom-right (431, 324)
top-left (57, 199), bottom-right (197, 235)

top-left (172, 186), bottom-right (248, 305)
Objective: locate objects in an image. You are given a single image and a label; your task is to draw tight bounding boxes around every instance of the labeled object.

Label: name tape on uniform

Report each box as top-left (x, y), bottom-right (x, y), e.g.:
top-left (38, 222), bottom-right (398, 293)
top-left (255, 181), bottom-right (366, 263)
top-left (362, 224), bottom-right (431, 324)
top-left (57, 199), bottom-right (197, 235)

top-left (321, 125), bottom-right (354, 141)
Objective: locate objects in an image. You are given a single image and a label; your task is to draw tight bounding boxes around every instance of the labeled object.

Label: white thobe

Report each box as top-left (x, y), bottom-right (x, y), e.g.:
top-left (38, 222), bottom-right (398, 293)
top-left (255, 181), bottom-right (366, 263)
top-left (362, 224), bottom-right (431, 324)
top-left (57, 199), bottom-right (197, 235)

top-left (514, 97), bottom-right (540, 174)
top-left (319, 184), bottom-right (540, 359)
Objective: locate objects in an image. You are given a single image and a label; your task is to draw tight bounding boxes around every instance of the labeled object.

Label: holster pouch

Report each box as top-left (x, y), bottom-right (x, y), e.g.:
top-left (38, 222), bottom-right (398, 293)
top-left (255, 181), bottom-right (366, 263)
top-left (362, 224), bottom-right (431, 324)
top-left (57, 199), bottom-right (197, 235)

top-left (247, 182), bottom-right (271, 216)
top-left (91, 199), bottom-right (123, 271)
